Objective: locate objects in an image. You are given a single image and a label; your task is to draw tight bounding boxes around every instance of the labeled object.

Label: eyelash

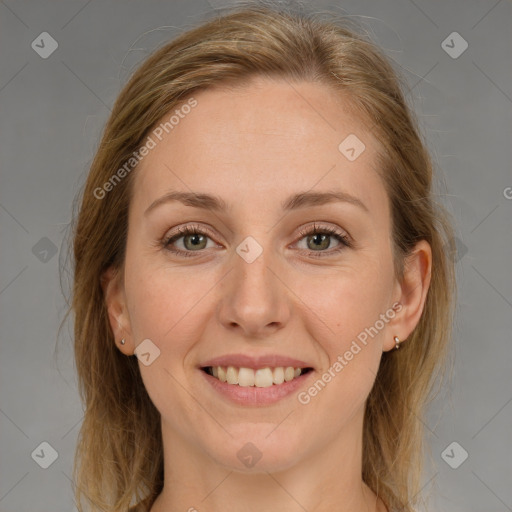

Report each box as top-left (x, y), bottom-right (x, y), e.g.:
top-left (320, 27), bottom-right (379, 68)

top-left (160, 222), bottom-right (352, 259)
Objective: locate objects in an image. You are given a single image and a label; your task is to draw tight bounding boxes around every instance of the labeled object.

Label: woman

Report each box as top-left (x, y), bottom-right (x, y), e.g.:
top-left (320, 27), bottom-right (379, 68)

top-left (70, 3), bottom-right (456, 511)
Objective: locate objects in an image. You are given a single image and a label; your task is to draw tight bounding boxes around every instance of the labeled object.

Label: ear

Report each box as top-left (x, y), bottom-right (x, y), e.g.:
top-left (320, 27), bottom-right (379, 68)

top-left (101, 265), bottom-right (134, 355)
top-left (383, 239), bottom-right (432, 352)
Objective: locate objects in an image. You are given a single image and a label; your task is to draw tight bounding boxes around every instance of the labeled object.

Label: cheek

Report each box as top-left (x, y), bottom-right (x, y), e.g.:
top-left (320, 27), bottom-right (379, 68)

top-left (293, 257), bottom-right (392, 407)
top-left (298, 281), bottom-right (386, 425)
top-left (125, 256), bottom-right (213, 346)
top-left (123, 262), bottom-right (211, 424)
top-left (295, 260), bottom-right (393, 347)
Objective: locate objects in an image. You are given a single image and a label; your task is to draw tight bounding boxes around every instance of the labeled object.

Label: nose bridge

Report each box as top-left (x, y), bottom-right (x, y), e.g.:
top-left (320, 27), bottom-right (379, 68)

top-left (218, 233), bottom-right (290, 335)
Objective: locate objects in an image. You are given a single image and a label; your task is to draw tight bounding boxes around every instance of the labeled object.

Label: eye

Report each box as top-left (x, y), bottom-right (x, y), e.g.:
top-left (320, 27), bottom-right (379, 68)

top-left (159, 222), bottom-right (352, 259)
top-left (294, 222), bottom-right (352, 257)
top-left (161, 224), bottom-right (218, 257)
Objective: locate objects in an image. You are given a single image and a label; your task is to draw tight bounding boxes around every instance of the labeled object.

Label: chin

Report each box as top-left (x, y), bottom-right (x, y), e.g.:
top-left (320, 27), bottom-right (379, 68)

top-left (204, 424), bottom-right (308, 473)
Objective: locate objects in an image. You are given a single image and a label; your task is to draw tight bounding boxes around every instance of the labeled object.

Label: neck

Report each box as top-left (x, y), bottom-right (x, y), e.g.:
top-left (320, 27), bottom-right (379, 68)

top-left (150, 408), bottom-right (387, 512)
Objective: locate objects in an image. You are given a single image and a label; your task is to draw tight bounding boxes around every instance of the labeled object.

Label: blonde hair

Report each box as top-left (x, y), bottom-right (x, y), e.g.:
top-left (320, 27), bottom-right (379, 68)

top-left (69, 3), bottom-right (456, 511)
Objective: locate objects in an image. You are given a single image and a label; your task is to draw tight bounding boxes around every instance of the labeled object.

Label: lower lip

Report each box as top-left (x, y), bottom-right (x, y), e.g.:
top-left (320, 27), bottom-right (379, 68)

top-left (200, 369), bottom-right (314, 406)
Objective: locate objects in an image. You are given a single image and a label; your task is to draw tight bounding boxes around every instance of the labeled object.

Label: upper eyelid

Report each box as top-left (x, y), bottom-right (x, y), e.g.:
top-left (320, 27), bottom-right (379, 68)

top-left (165, 224), bottom-right (217, 242)
top-left (297, 222), bottom-right (349, 238)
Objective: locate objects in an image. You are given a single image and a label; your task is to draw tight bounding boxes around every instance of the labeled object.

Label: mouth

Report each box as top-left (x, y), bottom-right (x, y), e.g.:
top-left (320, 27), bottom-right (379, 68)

top-left (198, 353), bottom-right (316, 405)
top-left (201, 365), bottom-right (314, 387)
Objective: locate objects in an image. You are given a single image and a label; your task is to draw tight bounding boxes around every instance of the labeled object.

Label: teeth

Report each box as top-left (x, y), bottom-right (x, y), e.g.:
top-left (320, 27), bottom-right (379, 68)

top-left (226, 366), bottom-right (238, 385)
top-left (284, 367), bottom-right (294, 381)
top-left (217, 366), bottom-right (227, 382)
top-left (273, 367), bottom-right (284, 384)
top-left (255, 368), bottom-right (273, 387)
top-left (238, 367), bottom-right (255, 387)
top-left (207, 365), bottom-right (307, 387)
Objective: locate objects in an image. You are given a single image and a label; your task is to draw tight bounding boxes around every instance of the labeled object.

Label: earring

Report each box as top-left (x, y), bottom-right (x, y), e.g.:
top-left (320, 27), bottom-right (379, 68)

top-left (394, 336), bottom-right (400, 350)
top-left (120, 339), bottom-right (126, 345)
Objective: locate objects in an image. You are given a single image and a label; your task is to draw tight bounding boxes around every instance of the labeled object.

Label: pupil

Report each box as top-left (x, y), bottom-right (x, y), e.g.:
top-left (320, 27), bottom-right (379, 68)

top-left (310, 234), bottom-right (328, 250)
top-left (186, 234), bottom-right (205, 249)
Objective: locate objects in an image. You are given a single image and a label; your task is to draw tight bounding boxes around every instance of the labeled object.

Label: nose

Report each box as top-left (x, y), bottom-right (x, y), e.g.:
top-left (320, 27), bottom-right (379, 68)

top-left (216, 240), bottom-right (292, 339)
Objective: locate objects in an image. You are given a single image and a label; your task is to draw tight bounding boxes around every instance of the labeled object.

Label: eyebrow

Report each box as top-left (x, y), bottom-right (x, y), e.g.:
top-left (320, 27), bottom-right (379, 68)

top-left (144, 189), bottom-right (369, 216)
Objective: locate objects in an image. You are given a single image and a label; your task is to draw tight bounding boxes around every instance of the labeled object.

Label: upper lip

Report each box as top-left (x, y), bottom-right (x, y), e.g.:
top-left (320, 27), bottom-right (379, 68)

top-left (200, 353), bottom-right (314, 370)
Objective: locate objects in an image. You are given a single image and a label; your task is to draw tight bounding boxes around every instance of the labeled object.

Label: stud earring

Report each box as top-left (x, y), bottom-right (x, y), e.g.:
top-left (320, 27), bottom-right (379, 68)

top-left (394, 336), bottom-right (400, 350)
top-left (120, 339), bottom-right (125, 345)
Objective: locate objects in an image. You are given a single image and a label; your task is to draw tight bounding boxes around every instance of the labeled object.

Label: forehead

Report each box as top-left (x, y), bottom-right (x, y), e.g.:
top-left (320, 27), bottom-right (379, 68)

top-left (132, 77), bottom-right (387, 218)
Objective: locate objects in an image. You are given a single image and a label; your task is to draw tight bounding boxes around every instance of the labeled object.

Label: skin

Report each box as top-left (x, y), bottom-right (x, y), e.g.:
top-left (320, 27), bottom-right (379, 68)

top-left (103, 77), bottom-right (431, 512)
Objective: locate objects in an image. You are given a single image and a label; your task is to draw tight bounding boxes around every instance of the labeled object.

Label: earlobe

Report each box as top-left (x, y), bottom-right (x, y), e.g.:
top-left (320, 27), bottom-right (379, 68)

top-left (384, 240), bottom-right (432, 352)
top-left (101, 266), bottom-right (133, 353)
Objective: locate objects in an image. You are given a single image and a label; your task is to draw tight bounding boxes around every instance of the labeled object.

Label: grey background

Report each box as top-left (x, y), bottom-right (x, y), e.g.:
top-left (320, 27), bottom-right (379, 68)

top-left (0, 0), bottom-right (511, 511)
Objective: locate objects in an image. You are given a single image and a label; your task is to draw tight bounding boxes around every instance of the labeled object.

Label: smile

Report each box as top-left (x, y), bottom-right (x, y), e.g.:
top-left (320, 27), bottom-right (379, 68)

top-left (202, 366), bottom-right (313, 387)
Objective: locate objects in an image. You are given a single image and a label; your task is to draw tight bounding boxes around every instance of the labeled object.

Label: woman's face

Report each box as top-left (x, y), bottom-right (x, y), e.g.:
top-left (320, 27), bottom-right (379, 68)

top-left (106, 77), bottom-right (425, 472)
